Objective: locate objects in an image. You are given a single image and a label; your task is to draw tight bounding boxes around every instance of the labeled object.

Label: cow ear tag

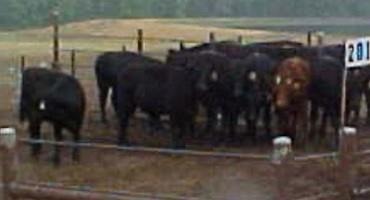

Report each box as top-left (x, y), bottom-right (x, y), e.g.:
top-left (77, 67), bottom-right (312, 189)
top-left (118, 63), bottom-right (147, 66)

top-left (248, 71), bottom-right (257, 81)
top-left (211, 71), bottom-right (218, 81)
top-left (276, 76), bottom-right (282, 85)
top-left (39, 101), bottom-right (46, 110)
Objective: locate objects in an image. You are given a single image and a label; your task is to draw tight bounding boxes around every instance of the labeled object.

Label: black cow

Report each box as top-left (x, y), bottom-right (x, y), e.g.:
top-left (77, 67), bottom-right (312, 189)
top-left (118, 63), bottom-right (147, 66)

top-left (190, 51), bottom-right (237, 143)
top-left (168, 49), bottom-right (238, 144)
top-left (116, 61), bottom-right (199, 148)
top-left (309, 56), bottom-right (343, 146)
top-left (362, 67), bottom-right (370, 125)
top-left (20, 68), bottom-right (85, 165)
top-left (234, 52), bottom-right (275, 142)
top-left (95, 51), bottom-right (161, 123)
top-left (346, 68), bottom-right (367, 126)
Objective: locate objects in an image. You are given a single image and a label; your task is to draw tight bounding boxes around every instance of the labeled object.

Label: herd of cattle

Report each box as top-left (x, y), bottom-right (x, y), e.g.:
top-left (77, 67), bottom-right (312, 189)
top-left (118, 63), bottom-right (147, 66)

top-left (19, 39), bottom-right (370, 165)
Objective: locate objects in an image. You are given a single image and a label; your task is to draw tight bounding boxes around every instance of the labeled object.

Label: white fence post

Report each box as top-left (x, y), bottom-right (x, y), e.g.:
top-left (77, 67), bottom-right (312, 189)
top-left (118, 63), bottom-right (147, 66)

top-left (272, 136), bottom-right (293, 200)
top-left (338, 127), bottom-right (358, 199)
top-left (0, 127), bottom-right (18, 200)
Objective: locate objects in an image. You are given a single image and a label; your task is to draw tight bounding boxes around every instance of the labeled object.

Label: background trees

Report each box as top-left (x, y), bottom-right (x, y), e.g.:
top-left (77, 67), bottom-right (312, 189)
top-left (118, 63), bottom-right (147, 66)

top-left (0, 0), bottom-right (368, 29)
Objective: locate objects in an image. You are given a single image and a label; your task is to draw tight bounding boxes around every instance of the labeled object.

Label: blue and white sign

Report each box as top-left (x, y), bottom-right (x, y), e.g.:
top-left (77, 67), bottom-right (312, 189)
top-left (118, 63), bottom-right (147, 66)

top-left (345, 37), bottom-right (370, 68)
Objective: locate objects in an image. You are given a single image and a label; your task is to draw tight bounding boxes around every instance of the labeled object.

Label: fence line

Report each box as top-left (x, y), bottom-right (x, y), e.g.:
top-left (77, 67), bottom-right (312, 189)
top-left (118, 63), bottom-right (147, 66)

top-left (294, 152), bottom-right (338, 162)
top-left (19, 138), bottom-right (346, 162)
top-left (296, 191), bottom-right (338, 200)
top-left (10, 183), bottom-right (146, 200)
top-left (15, 181), bottom-right (202, 200)
top-left (2, 127), bottom-right (368, 200)
top-left (18, 138), bottom-right (271, 161)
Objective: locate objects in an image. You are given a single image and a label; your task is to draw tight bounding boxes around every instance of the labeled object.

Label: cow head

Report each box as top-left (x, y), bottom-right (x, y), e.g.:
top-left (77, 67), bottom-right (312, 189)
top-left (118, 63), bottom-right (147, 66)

top-left (273, 57), bottom-right (311, 111)
top-left (196, 62), bottom-right (222, 93)
top-left (191, 53), bottom-right (228, 94)
top-left (234, 54), bottom-right (274, 121)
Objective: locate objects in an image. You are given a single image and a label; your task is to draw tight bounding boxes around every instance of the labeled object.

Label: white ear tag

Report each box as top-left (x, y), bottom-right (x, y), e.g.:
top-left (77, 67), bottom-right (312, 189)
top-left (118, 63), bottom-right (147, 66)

top-left (276, 76), bottom-right (282, 85)
top-left (39, 101), bottom-right (46, 110)
top-left (248, 71), bottom-right (257, 81)
top-left (211, 71), bottom-right (218, 81)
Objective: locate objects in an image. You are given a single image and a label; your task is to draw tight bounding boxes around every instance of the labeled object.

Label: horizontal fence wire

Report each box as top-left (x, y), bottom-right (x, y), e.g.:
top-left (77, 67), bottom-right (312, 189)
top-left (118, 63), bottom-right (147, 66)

top-left (294, 152), bottom-right (338, 162)
top-left (18, 138), bottom-right (271, 161)
top-left (14, 181), bottom-right (203, 200)
top-left (296, 191), bottom-right (338, 200)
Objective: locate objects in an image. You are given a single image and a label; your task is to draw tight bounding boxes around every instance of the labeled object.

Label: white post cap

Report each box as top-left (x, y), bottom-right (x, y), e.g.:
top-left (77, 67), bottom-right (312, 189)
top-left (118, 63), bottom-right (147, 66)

top-left (273, 136), bottom-right (292, 146)
top-left (0, 127), bottom-right (17, 149)
top-left (341, 127), bottom-right (357, 135)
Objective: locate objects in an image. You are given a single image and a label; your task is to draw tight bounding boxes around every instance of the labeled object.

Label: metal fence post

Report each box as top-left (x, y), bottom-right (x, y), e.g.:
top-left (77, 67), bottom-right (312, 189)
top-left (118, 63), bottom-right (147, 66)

top-left (179, 40), bottom-right (185, 50)
top-left (209, 32), bottom-right (215, 43)
top-left (71, 49), bottom-right (76, 77)
top-left (237, 35), bottom-right (243, 44)
top-left (272, 136), bottom-right (293, 200)
top-left (137, 29), bottom-right (143, 54)
top-left (307, 31), bottom-right (312, 47)
top-left (50, 10), bottom-right (60, 70)
top-left (0, 127), bottom-right (18, 200)
top-left (20, 56), bottom-right (25, 72)
top-left (338, 127), bottom-right (358, 199)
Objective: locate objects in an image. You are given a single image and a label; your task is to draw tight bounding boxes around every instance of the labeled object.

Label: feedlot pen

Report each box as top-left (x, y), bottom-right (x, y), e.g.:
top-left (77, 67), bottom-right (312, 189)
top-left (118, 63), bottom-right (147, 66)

top-left (2, 29), bottom-right (370, 199)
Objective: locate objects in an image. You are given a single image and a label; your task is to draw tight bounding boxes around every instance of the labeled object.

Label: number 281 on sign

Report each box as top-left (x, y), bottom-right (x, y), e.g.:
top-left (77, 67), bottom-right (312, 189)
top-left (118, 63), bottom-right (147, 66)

top-left (345, 37), bottom-right (370, 68)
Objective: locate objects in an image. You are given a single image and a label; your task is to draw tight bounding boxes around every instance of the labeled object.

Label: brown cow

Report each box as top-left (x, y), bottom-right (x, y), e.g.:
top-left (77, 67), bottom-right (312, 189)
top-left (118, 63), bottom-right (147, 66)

top-left (273, 57), bottom-right (311, 144)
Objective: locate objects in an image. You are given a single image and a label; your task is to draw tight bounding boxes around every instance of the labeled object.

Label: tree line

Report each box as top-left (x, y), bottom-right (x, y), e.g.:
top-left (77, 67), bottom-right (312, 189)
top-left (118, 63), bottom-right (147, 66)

top-left (1, 0), bottom-right (369, 29)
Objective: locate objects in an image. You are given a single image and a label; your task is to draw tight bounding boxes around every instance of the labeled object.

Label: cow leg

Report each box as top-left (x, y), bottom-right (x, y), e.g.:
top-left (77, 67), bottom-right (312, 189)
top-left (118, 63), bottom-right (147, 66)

top-left (29, 120), bottom-right (42, 160)
top-left (187, 115), bottom-right (196, 140)
top-left (118, 105), bottom-right (135, 146)
top-left (111, 86), bottom-right (118, 113)
top-left (263, 104), bottom-right (272, 141)
top-left (366, 90), bottom-right (370, 125)
top-left (329, 110), bottom-right (340, 149)
top-left (205, 108), bottom-right (217, 140)
top-left (222, 107), bottom-right (237, 144)
top-left (53, 124), bottom-right (63, 166)
top-left (170, 117), bottom-right (186, 149)
top-left (320, 111), bottom-right (329, 136)
top-left (309, 103), bottom-right (319, 143)
top-left (98, 85), bottom-right (109, 124)
top-left (147, 113), bottom-right (163, 135)
top-left (291, 112), bottom-right (298, 143)
top-left (297, 106), bottom-right (309, 147)
top-left (118, 114), bottom-right (130, 146)
top-left (345, 107), bottom-right (351, 126)
top-left (72, 131), bottom-right (81, 163)
top-left (354, 108), bottom-right (360, 127)
top-left (245, 111), bottom-right (258, 143)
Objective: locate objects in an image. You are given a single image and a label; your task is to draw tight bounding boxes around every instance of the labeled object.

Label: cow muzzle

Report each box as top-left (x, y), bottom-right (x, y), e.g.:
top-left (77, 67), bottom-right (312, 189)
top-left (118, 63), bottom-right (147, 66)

top-left (275, 99), bottom-right (288, 110)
